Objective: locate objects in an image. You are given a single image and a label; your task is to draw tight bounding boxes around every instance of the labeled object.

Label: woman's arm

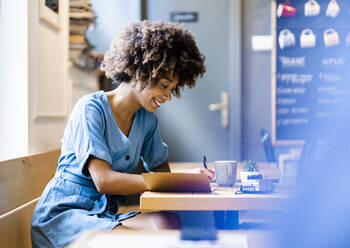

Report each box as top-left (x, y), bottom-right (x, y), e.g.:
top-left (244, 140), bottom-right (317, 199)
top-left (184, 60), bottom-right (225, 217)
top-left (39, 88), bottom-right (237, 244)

top-left (88, 157), bottom-right (214, 195)
top-left (87, 157), bottom-right (147, 195)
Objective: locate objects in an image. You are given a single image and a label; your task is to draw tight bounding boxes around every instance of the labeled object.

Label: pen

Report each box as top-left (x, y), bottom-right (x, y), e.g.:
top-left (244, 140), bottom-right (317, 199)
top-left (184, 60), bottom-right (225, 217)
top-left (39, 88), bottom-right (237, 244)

top-left (202, 155), bottom-right (208, 169)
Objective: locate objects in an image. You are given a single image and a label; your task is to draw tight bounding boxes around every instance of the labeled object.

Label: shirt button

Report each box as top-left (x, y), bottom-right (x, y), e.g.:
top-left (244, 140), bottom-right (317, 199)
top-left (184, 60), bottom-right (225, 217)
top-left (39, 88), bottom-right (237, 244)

top-left (125, 155), bottom-right (130, 161)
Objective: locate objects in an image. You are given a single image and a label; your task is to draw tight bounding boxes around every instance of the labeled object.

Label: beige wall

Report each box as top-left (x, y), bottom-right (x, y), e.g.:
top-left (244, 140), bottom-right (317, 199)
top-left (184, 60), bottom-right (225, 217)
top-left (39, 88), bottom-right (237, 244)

top-left (69, 62), bottom-right (100, 112)
top-left (28, 0), bottom-right (70, 154)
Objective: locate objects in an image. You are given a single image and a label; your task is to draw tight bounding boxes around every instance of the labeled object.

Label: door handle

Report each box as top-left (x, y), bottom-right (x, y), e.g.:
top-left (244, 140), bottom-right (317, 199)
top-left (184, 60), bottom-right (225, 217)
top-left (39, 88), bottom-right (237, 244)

top-left (209, 92), bottom-right (229, 127)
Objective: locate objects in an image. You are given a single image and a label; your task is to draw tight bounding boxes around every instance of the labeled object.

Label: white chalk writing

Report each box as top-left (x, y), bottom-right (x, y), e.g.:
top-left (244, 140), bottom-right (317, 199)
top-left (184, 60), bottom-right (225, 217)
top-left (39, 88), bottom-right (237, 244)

top-left (277, 87), bottom-right (306, 95)
top-left (317, 86), bottom-right (337, 93)
top-left (291, 107), bottom-right (309, 114)
top-left (322, 57), bottom-right (346, 66)
top-left (277, 73), bottom-right (313, 84)
top-left (317, 87), bottom-right (346, 95)
top-left (279, 56), bottom-right (306, 67)
top-left (277, 107), bottom-right (309, 115)
top-left (277, 98), bottom-right (296, 105)
top-left (277, 118), bottom-right (309, 126)
top-left (319, 73), bottom-right (342, 83)
top-left (277, 108), bottom-right (289, 115)
top-left (317, 98), bottom-right (344, 104)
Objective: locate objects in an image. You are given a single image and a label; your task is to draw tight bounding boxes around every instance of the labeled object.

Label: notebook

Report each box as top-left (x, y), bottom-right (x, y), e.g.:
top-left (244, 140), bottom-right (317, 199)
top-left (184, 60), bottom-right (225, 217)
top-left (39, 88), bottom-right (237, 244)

top-left (142, 172), bottom-right (211, 192)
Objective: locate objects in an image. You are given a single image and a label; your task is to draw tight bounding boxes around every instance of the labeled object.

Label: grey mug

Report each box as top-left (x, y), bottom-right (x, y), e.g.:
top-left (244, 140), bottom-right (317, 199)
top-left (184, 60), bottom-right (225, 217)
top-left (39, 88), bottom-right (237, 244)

top-left (214, 160), bottom-right (238, 186)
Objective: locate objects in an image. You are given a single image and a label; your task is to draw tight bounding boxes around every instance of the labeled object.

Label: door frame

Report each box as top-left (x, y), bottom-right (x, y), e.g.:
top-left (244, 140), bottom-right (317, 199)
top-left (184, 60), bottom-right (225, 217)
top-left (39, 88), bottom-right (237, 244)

top-left (228, 0), bottom-right (242, 161)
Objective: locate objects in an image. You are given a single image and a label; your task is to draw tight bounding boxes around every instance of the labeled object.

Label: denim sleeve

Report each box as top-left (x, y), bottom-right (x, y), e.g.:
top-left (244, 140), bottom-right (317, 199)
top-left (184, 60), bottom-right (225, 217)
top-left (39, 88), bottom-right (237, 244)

top-left (70, 100), bottom-right (112, 176)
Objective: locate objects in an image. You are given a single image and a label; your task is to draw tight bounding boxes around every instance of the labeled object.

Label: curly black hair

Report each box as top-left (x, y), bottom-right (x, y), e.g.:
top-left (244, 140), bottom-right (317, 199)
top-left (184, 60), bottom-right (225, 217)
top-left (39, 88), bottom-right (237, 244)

top-left (100, 20), bottom-right (206, 97)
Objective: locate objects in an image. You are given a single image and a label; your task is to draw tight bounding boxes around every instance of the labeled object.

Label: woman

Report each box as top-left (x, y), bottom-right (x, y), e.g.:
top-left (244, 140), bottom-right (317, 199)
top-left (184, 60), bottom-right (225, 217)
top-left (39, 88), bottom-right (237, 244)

top-left (31, 20), bottom-right (213, 248)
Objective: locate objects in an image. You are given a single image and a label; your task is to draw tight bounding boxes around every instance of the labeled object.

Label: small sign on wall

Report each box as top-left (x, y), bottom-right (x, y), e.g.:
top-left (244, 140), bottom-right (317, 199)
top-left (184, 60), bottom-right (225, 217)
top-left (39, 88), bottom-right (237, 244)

top-left (170, 12), bottom-right (198, 22)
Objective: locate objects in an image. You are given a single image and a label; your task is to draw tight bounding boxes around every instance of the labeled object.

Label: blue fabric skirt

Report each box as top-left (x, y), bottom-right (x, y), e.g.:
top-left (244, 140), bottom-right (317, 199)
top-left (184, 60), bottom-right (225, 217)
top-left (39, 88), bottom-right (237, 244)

top-left (31, 172), bottom-right (139, 248)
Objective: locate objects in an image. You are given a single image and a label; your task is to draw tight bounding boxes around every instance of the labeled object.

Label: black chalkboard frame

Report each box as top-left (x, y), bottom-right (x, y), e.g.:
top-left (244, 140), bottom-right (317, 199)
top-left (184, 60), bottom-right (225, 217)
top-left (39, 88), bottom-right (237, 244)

top-left (271, 0), bottom-right (350, 145)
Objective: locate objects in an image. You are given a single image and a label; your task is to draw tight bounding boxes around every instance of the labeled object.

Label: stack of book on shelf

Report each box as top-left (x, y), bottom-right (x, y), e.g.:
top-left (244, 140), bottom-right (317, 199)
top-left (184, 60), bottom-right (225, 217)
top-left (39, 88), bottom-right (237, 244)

top-left (69, 0), bottom-right (95, 62)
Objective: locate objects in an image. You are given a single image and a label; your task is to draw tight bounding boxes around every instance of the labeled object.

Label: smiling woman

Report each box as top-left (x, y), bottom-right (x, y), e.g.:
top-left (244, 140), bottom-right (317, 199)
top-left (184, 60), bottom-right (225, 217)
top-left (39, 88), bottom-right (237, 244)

top-left (101, 21), bottom-right (205, 97)
top-left (30, 20), bottom-right (209, 248)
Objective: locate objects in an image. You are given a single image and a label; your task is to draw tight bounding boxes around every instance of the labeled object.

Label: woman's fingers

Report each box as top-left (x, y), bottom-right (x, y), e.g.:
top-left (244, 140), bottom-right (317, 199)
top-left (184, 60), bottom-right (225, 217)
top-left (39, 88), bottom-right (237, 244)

top-left (199, 168), bottom-right (215, 180)
top-left (184, 168), bottom-right (215, 180)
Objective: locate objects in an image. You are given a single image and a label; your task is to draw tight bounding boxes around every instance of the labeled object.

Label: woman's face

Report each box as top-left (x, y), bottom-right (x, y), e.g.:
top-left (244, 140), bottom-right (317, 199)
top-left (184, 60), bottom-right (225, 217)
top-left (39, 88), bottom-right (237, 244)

top-left (136, 75), bottom-right (179, 113)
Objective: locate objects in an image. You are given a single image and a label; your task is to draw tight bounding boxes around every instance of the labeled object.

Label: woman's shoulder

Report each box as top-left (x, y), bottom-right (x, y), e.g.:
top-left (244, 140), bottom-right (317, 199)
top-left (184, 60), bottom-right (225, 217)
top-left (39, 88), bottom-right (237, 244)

top-left (77, 90), bottom-right (105, 105)
top-left (67, 91), bottom-right (109, 125)
top-left (73, 91), bottom-right (106, 112)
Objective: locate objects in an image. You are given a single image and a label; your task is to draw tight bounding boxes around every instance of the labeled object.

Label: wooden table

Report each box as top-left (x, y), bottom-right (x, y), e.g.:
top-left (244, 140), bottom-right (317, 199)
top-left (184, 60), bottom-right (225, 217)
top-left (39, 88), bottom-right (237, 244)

top-left (141, 184), bottom-right (292, 211)
top-left (140, 184), bottom-right (294, 240)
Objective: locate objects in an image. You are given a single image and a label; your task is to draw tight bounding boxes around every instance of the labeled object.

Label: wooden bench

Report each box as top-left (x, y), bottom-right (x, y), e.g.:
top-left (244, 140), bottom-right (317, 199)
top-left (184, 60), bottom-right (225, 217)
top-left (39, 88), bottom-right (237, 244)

top-left (0, 150), bottom-right (141, 248)
top-left (0, 150), bottom-right (60, 248)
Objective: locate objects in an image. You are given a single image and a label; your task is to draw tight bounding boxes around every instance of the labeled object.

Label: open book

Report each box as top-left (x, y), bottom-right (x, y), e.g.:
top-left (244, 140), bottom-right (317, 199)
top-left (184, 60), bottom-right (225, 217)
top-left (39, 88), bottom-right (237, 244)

top-left (142, 172), bottom-right (211, 192)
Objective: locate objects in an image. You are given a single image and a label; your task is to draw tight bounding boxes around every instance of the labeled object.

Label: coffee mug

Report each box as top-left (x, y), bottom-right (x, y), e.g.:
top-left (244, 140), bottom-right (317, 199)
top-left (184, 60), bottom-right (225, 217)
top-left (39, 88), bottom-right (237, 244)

top-left (304, 0), bottom-right (320, 17)
top-left (279, 29), bottom-right (295, 50)
top-left (326, 0), bottom-right (340, 18)
top-left (300, 29), bottom-right (316, 48)
top-left (277, 3), bottom-right (296, 18)
top-left (324, 29), bottom-right (339, 47)
top-left (214, 160), bottom-right (237, 186)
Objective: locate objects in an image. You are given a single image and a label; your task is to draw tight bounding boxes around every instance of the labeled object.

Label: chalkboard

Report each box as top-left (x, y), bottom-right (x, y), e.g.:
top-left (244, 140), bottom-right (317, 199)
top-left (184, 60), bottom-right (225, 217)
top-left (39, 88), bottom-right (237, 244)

top-left (272, 0), bottom-right (350, 145)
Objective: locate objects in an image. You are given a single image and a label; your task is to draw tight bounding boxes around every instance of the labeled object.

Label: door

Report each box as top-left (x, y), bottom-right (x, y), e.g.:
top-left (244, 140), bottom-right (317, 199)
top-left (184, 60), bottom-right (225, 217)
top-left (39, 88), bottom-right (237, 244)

top-left (146, 0), bottom-right (242, 162)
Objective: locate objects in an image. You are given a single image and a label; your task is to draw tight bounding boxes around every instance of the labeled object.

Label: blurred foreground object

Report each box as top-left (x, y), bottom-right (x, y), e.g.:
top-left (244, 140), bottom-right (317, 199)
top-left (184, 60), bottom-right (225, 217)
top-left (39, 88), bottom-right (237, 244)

top-left (276, 102), bottom-right (350, 247)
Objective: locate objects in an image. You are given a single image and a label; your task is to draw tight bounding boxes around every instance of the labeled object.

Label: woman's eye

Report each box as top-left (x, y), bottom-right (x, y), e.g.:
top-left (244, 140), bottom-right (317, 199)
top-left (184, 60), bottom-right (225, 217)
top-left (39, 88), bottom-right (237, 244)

top-left (161, 84), bottom-right (168, 89)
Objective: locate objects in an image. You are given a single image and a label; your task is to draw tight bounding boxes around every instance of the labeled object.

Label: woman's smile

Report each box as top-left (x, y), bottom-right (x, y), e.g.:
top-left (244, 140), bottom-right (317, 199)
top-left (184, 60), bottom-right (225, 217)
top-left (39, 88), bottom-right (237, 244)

top-left (153, 97), bottom-right (164, 108)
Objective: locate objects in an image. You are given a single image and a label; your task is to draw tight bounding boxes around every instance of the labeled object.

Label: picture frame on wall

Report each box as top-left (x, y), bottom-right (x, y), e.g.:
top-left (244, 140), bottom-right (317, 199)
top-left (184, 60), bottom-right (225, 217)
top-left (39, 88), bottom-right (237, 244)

top-left (39, 0), bottom-right (62, 30)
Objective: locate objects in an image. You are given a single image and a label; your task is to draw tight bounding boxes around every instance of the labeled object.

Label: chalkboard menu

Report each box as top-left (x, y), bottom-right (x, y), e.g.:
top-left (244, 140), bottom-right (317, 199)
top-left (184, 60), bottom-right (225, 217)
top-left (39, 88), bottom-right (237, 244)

top-left (272, 0), bottom-right (350, 144)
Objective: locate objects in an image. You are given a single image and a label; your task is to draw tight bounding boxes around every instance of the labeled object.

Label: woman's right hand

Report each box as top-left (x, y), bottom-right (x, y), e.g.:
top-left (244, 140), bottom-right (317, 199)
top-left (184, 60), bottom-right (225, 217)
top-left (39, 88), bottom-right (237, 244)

top-left (184, 168), bottom-right (215, 180)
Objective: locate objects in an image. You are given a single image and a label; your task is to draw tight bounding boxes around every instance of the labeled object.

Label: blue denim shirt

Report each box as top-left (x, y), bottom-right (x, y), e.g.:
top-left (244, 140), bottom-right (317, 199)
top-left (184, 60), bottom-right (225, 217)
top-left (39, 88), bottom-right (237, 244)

top-left (31, 91), bottom-right (168, 248)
